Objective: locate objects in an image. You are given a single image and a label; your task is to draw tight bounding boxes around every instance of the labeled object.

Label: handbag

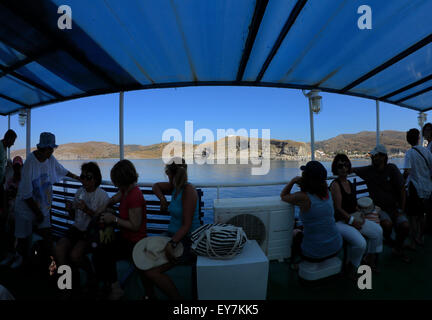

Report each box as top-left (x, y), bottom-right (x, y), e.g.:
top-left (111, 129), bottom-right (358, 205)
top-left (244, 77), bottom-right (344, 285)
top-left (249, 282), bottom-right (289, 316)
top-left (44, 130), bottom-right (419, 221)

top-left (190, 223), bottom-right (248, 259)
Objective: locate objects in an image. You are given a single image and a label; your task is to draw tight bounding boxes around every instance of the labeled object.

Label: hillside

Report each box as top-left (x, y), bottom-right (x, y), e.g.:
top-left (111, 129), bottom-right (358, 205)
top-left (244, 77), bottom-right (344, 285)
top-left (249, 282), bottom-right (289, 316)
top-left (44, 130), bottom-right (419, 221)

top-left (314, 130), bottom-right (410, 157)
top-left (10, 130), bottom-right (412, 160)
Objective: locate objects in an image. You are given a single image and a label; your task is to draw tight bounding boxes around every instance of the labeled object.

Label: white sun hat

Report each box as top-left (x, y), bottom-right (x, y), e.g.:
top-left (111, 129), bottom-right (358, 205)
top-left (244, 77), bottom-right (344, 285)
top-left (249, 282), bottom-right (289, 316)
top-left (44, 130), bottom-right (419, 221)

top-left (132, 236), bottom-right (183, 271)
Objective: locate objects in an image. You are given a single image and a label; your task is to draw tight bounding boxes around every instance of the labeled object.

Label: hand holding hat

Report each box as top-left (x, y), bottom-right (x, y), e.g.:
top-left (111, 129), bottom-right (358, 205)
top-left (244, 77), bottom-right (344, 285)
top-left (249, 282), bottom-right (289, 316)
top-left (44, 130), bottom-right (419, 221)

top-left (133, 236), bottom-right (183, 270)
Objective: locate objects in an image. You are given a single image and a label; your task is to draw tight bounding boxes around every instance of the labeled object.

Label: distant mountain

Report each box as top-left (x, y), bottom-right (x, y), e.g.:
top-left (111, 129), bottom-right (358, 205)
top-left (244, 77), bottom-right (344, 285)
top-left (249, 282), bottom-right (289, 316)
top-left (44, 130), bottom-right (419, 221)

top-left (11, 141), bottom-right (190, 160)
top-left (314, 130), bottom-right (410, 156)
top-left (10, 130), bottom-right (412, 161)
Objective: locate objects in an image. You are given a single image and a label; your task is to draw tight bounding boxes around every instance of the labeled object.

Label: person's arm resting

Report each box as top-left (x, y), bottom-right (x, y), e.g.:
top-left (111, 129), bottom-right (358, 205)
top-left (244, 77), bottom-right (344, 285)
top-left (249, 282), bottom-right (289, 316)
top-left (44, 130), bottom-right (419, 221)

top-left (330, 182), bottom-right (351, 224)
top-left (171, 185), bottom-right (197, 243)
top-left (117, 207), bottom-right (143, 232)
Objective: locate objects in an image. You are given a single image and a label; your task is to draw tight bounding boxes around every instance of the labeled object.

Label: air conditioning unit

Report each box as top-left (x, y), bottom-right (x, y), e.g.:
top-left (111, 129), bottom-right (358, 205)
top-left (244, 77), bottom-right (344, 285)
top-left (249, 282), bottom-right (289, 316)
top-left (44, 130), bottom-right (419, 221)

top-left (213, 196), bottom-right (294, 261)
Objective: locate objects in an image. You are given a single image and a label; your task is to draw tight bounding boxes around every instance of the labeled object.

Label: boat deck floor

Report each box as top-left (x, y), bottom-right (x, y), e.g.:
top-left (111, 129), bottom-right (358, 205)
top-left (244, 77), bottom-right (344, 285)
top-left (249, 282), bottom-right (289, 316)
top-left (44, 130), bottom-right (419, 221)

top-left (1, 235), bottom-right (431, 300)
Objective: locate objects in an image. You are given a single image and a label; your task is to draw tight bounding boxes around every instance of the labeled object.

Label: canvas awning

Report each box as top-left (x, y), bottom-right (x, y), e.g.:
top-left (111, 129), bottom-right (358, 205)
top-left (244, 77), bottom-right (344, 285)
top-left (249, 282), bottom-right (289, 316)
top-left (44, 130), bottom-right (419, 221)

top-left (0, 0), bottom-right (431, 115)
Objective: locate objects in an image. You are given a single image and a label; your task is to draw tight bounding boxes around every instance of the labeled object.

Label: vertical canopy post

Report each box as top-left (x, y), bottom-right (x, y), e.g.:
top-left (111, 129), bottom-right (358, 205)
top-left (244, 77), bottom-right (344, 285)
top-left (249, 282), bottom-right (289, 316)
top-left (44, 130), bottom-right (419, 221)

top-left (26, 108), bottom-right (31, 157)
top-left (7, 114), bottom-right (10, 160)
top-left (119, 91), bottom-right (124, 160)
top-left (418, 112), bottom-right (427, 146)
top-left (309, 101), bottom-right (315, 161)
top-left (376, 100), bottom-right (380, 146)
top-left (303, 90), bottom-right (322, 161)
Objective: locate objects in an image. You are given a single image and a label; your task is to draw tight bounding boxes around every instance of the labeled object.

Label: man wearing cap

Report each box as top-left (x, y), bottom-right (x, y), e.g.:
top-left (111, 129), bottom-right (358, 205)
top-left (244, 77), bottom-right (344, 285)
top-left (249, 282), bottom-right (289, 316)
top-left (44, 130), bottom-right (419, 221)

top-left (13, 132), bottom-right (80, 268)
top-left (351, 144), bottom-right (410, 263)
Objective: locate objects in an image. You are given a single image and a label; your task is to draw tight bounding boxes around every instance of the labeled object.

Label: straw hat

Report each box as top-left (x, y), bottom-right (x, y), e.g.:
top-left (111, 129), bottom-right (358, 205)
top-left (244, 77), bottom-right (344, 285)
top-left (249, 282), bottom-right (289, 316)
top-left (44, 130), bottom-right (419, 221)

top-left (358, 197), bottom-right (374, 213)
top-left (132, 236), bottom-right (183, 271)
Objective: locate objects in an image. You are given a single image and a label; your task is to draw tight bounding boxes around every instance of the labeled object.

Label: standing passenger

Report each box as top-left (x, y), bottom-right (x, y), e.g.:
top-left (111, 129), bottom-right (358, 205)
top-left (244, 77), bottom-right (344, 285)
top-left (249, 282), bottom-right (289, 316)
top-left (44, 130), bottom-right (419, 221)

top-left (0, 156), bottom-right (23, 267)
top-left (0, 130), bottom-right (17, 225)
top-left (14, 132), bottom-right (80, 269)
top-left (422, 123), bottom-right (432, 153)
top-left (403, 129), bottom-right (432, 249)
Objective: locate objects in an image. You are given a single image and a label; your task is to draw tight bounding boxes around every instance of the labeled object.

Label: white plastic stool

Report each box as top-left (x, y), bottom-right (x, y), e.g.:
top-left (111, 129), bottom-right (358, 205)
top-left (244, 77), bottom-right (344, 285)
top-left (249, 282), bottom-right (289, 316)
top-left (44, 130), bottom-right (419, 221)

top-left (298, 257), bottom-right (342, 281)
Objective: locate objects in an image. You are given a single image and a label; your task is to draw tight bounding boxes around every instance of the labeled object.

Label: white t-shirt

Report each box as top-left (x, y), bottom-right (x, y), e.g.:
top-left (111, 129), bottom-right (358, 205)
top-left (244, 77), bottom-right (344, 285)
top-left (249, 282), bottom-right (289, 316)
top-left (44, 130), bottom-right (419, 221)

top-left (72, 187), bottom-right (109, 231)
top-left (15, 152), bottom-right (69, 221)
top-left (404, 145), bottom-right (432, 199)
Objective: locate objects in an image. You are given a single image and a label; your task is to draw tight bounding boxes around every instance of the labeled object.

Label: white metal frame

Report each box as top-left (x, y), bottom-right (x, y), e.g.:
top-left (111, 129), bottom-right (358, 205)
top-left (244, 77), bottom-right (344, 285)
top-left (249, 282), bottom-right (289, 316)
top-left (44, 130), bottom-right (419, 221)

top-left (376, 100), bottom-right (380, 146)
top-left (119, 91), bottom-right (124, 160)
top-left (26, 108), bottom-right (31, 156)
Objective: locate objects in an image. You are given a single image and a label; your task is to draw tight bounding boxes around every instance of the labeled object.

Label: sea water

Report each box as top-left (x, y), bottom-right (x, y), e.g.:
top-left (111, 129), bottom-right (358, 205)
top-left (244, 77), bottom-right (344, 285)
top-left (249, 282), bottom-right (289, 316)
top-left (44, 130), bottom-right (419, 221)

top-left (59, 158), bottom-right (405, 224)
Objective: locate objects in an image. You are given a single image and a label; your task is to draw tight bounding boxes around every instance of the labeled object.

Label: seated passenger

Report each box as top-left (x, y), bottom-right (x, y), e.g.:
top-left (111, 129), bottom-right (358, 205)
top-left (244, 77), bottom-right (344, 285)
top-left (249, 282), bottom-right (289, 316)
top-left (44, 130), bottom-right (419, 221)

top-left (351, 145), bottom-right (411, 263)
top-left (93, 159), bottom-right (147, 300)
top-left (281, 161), bottom-right (342, 263)
top-left (330, 154), bottom-right (383, 274)
top-left (141, 157), bottom-right (201, 300)
top-left (54, 162), bottom-right (109, 292)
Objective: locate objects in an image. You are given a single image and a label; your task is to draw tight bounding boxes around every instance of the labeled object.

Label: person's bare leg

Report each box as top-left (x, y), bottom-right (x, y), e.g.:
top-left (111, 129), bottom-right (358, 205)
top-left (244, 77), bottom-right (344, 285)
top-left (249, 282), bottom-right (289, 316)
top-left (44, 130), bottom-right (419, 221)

top-left (143, 263), bottom-right (182, 300)
top-left (380, 219), bottom-right (393, 245)
top-left (55, 238), bottom-right (72, 266)
top-left (139, 272), bottom-right (156, 299)
top-left (417, 215), bottom-right (425, 245)
top-left (407, 216), bottom-right (417, 250)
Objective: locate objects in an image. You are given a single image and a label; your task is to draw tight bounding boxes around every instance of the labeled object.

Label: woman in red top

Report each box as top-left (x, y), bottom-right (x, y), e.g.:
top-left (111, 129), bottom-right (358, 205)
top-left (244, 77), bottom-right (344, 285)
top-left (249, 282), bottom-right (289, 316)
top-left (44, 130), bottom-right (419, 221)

top-left (93, 159), bottom-right (147, 300)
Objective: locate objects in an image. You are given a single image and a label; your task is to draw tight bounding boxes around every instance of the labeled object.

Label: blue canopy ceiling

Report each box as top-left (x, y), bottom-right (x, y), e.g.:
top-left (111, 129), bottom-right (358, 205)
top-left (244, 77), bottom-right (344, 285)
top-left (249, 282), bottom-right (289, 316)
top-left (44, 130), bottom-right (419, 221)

top-left (0, 0), bottom-right (431, 115)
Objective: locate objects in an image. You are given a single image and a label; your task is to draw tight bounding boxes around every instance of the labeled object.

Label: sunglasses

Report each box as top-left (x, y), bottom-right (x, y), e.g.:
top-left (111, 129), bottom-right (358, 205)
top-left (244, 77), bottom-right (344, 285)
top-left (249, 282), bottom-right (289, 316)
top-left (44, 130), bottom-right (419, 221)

top-left (336, 163), bottom-right (349, 169)
top-left (80, 174), bottom-right (94, 181)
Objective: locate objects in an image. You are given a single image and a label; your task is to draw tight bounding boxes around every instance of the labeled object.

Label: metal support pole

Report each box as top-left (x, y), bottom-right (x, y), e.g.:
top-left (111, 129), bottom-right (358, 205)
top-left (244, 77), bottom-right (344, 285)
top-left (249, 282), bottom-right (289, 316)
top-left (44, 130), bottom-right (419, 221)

top-left (376, 100), bottom-right (380, 146)
top-left (26, 108), bottom-right (31, 157)
top-left (419, 112), bottom-right (427, 146)
top-left (309, 101), bottom-right (315, 161)
top-left (7, 114), bottom-right (10, 160)
top-left (119, 92), bottom-right (124, 160)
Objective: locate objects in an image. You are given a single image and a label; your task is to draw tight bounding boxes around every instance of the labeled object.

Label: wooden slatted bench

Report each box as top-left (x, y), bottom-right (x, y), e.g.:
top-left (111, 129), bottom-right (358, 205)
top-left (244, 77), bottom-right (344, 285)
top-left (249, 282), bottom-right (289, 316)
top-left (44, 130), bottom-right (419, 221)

top-left (352, 178), bottom-right (369, 199)
top-left (49, 180), bottom-right (204, 299)
top-left (50, 181), bottom-right (205, 239)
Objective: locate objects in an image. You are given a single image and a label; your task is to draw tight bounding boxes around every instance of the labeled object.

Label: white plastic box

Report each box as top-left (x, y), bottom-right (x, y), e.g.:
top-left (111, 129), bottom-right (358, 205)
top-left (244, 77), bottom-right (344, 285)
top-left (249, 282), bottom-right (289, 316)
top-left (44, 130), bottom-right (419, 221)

top-left (196, 240), bottom-right (269, 300)
top-left (213, 196), bottom-right (294, 261)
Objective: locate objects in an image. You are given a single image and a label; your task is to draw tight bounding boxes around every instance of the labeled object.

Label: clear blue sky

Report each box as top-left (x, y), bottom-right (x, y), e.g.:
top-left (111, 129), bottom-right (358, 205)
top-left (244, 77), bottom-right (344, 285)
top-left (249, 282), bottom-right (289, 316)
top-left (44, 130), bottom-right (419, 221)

top-left (0, 86), bottom-right (428, 152)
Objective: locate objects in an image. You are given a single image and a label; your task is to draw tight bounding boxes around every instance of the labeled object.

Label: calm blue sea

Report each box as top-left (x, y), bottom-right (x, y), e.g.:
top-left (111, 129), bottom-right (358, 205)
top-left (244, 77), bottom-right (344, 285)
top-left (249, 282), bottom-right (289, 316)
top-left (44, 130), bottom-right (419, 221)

top-left (59, 158), bottom-right (405, 224)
